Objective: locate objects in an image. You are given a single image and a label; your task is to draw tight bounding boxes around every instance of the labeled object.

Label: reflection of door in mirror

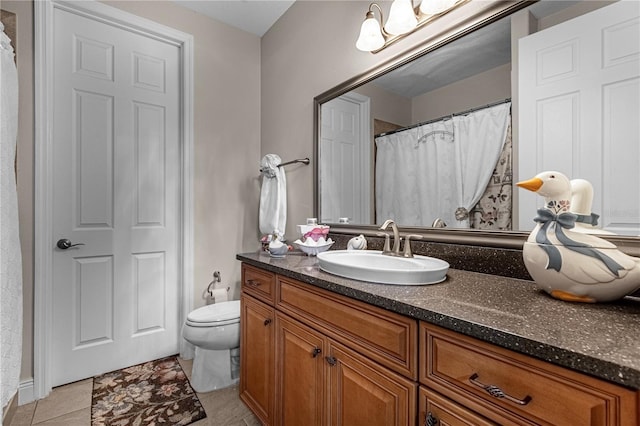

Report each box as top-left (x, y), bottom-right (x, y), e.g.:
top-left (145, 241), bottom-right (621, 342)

top-left (518, 0), bottom-right (640, 235)
top-left (319, 93), bottom-right (371, 224)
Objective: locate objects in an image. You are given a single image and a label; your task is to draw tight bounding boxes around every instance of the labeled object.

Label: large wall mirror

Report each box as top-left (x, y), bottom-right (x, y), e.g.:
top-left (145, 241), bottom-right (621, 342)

top-left (314, 0), bottom-right (639, 253)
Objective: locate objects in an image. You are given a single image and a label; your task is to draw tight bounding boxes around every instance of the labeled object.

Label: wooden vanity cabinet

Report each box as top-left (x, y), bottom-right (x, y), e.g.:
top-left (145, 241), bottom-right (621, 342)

top-left (276, 276), bottom-right (417, 380)
top-left (240, 262), bottom-right (639, 426)
top-left (240, 264), bottom-right (277, 425)
top-left (240, 263), bottom-right (417, 426)
top-left (275, 309), bottom-right (417, 426)
top-left (420, 322), bottom-right (639, 426)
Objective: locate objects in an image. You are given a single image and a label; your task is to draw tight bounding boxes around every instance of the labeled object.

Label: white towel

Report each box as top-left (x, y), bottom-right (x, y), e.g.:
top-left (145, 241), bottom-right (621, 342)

top-left (259, 154), bottom-right (287, 237)
top-left (1, 21), bottom-right (23, 409)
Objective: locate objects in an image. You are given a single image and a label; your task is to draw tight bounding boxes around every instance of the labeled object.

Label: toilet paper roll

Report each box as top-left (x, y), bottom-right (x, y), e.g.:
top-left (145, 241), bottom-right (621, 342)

top-left (210, 287), bottom-right (228, 303)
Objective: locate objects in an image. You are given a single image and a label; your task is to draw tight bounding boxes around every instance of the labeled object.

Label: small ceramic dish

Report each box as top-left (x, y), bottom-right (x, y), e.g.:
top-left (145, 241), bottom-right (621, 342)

top-left (268, 240), bottom-right (289, 257)
top-left (293, 238), bottom-right (334, 256)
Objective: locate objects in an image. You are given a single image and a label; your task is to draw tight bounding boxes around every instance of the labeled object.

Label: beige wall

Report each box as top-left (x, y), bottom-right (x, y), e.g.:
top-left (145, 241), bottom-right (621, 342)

top-left (412, 63), bottom-right (511, 123)
top-left (354, 84), bottom-right (412, 128)
top-left (6, 0), bottom-right (261, 383)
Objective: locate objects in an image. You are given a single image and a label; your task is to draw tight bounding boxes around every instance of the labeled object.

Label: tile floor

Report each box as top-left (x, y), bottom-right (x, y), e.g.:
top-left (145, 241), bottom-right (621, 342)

top-left (9, 358), bottom-right (261, 426)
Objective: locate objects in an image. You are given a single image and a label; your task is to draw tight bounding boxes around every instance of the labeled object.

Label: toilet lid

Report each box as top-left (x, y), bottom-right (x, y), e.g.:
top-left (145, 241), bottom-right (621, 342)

top-left (187, 300), bottom-right (240, 326)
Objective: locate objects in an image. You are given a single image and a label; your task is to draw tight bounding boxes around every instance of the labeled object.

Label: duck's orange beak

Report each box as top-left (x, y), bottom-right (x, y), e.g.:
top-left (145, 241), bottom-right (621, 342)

top-left (516, 177), bottom-right (543, 192)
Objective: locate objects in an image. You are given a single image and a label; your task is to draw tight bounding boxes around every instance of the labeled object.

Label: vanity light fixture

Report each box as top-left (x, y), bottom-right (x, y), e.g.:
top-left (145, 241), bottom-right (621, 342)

top-left (356, 0), bottom-right (465, 53)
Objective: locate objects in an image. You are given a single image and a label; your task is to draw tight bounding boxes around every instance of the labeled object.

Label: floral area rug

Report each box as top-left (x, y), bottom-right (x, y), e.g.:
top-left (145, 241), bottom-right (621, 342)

top-left (91, 356), bottom-right (206, 426)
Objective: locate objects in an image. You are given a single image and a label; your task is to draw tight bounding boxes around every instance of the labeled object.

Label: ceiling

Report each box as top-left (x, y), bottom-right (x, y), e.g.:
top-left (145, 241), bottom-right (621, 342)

top-left (174, 0), bottom-right (295, 37)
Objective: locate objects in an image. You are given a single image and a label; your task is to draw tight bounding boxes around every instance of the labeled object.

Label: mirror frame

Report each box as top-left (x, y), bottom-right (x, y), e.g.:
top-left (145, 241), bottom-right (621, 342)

top-left (313, 0), bottom-right (640, 257)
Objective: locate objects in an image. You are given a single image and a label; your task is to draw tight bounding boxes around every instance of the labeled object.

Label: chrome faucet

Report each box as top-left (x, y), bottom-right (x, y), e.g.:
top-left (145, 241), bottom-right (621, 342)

top-left (379, 219), bottom-right (401, 256)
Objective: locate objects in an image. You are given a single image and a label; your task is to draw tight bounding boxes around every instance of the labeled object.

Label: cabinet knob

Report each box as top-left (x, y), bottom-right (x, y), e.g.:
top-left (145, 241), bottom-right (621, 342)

top-left (311, 347), bottom-right (322, 358)
top-left (263, 318), bottom-right (272, 326)
top-left (469, 373), bottom-right (532, 406)
top-left (425, 412), bottom-right (438, 426)
top-left (325, 356), bottom-right (337, 366)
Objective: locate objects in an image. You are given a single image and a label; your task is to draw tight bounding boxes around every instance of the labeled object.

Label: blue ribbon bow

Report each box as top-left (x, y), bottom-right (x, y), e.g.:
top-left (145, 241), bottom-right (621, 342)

top-left (533, 209), bottom-right (623, 277)
top-left (575, 212), bottom-right (600, 226)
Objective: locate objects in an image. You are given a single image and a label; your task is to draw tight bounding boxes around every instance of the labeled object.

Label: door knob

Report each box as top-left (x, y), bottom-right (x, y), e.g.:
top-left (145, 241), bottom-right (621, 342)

top-left (56, 238), bottom-right (85, 250)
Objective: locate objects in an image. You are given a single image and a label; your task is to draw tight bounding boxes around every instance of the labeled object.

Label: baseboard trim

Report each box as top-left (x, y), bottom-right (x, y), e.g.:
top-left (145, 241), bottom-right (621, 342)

top-left (18, 380), bottom-right (35, 405)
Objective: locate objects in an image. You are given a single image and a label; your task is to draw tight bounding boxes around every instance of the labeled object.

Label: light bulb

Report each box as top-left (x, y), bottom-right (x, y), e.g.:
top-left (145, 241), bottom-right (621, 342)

top-left (356, 13), bottom-right (385, 52)
top-left (385, 0), bottom-right (418, 35)
top-left (419, 0), bottom-right (457, 15)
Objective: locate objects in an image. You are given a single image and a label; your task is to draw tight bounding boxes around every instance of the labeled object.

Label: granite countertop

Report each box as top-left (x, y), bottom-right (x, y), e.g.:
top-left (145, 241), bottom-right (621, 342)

top-left (237, 251), bottom-right (640, 389)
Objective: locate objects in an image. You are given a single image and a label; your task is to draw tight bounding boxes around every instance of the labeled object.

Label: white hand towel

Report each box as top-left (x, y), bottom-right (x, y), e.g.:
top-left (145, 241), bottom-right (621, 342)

top-left (259, 154), bottom-right (287, 236)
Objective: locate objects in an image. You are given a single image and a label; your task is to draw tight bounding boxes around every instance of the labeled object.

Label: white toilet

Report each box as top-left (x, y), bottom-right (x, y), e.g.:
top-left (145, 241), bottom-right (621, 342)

top-left (182, 299), bottom-right (241, 393)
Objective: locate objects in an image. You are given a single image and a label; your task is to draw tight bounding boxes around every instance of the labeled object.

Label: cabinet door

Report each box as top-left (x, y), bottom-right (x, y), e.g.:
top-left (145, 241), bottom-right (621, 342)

top-left (275, 313), bottom-right (326, 426)
top-left (240, 294), bottom-right (275, 425)
top-left (327, 340), bottom-right (417, 426)
top-left (419, 387), bottom-right (498, 426)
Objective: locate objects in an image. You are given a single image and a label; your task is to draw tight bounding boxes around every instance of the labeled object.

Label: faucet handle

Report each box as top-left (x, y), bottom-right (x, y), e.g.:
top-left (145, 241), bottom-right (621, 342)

top-left (376, 232), bottom-right (392, 254)
top-left (403, 234), bottom-right (423, 258)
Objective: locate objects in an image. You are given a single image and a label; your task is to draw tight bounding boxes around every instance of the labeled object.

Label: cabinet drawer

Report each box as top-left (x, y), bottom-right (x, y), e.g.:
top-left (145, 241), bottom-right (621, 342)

top-left (277, 277), bottom-right (417, 379)
top-left (420, 323), bottom-right (638, 426)
top-left (419, 387), bottom-right (497, 426)
top-left (241, 263), bottom-right (276, 305)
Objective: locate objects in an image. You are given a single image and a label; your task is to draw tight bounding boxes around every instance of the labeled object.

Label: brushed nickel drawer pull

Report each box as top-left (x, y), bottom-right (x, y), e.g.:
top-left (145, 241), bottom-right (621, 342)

top-left (245, 279), bottom-right (261, 287)
top-left (469, 373), bottom-right (532, 406)
top-left (325, 356), bottom-right (337, 366)
top-left (425, 412), bottom-right (438, 426)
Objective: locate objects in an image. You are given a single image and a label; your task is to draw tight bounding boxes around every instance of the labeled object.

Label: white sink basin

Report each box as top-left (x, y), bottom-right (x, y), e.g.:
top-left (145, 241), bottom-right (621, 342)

top-left (316, 250), bottom-right (449, 285)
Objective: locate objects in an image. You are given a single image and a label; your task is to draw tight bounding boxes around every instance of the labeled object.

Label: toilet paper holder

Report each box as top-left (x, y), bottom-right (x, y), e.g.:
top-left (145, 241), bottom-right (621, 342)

top-left (207, 271), bottom-right (230, 301)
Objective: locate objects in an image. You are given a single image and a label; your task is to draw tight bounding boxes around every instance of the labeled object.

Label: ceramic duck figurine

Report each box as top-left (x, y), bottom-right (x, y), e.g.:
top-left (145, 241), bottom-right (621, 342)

top-left (517, 171), bottom-right (640, 302)
top-left (569, 179), bottom-right (613, 235)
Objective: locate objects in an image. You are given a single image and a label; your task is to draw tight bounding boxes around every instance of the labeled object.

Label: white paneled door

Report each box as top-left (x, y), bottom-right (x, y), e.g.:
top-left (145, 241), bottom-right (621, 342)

top-left (51, 6), bottom-right (181, 386)
top-left (518, 0), bottom-right (640, 235)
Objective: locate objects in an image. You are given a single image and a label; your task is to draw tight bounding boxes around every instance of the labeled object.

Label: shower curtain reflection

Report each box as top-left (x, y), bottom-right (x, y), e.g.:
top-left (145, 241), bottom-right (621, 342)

top-left (375, 102), bottom-right (512, 229)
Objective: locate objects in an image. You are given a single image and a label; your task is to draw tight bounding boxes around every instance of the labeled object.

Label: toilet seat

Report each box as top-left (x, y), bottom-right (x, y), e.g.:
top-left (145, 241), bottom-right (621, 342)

top-left (186, 300), bottom-right (240, 327)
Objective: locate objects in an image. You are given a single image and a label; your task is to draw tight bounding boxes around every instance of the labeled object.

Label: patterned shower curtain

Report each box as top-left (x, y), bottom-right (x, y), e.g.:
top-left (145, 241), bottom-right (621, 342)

top-left (470, 123), bottom-right (513, 230)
